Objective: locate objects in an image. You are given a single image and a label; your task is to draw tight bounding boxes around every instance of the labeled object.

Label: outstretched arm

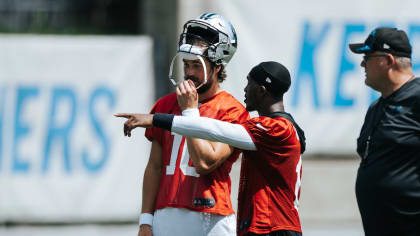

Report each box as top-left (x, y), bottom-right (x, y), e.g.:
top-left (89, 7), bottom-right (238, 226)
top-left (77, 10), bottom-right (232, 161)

top-left (173, 114), bottom-right (256, 150)
top-left (115, 80), bottom-right (255, 175)
top-left (114, 113), bottom-right (256, 151)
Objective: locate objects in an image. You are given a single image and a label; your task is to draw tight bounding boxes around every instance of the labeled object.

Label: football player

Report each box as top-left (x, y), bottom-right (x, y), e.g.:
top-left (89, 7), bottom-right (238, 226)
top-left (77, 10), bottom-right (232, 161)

top-left (129, 13), bottom-right (249, 236)
top-left (116, 61), bottom-right (306, 236)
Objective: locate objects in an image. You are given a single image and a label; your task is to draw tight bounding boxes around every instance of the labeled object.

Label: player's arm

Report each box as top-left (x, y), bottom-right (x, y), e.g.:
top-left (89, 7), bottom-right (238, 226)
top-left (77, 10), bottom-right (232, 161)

top-left (186, 133), bottom-right (233, 175)
top-left (174, 114), bottom-right (256, 151)
top-left (175, 81), bottom-right (246, 175)
top-left (114, 80), bottom-right (256, 151)
top-left (138, 140), bottom-right (163, 236)
top-left (176, 109), bottom-right (233, 174)
top-left (114, 113), bottom-right (256, 150)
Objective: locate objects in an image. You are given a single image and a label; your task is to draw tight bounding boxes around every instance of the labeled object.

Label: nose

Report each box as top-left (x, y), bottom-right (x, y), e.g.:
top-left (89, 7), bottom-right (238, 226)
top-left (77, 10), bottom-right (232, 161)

top-left (184, 67), bottom-right (194, 77)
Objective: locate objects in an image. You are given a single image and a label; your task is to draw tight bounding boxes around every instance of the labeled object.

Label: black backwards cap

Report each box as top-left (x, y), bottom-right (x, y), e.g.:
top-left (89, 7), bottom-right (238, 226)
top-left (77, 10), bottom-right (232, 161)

top-left (349, 27), bottom-right (412, 58)
top-left (249, 61), bottom-right (291, 99)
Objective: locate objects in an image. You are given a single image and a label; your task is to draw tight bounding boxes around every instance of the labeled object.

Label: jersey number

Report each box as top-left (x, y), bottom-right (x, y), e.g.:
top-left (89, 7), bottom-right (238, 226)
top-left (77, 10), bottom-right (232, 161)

top-left (293, 155), bottom-right (302, 210)
top-left (166, 133), bottom-right (199, 177)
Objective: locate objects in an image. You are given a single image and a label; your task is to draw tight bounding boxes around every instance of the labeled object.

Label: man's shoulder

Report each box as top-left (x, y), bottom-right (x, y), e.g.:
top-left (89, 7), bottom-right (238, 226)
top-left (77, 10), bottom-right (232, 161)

top-left (200, 91), bottom-right (248, 122)
top-left (412, 77), bottom-right (420, 86)
top-left (367, 98), bottom-right (381, 111)
top-left (391, 77), bottom-right (420, 102)
top-left (212, 91), bottom-right (246, 109)
top-left (406, 78), bottom-right (420, 116)
top-left (248, 116), bottom-right (292, 131)
top-left (150, 93), bottom-right (180, 114)
top-left (156, 92), bottom-right (177, 104)
top-left (151, 92), bottom-right (179, 113)
top-left (409, 78), bottom-right (420, 97)
top-left (245, 116), bottom-right (299, 149)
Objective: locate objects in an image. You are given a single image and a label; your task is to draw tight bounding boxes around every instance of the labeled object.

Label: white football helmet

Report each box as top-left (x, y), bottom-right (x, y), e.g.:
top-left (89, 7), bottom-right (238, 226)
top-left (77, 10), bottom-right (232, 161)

top-left (178, 13), bottom-right (238, 66)
top-left (169, 13), bottom-right (237, 89)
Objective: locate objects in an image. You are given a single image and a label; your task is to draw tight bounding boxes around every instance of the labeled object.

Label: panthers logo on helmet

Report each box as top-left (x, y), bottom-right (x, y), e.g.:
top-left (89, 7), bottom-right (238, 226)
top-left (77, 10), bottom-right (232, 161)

top-left (178, 13), bottom-right (238, 65)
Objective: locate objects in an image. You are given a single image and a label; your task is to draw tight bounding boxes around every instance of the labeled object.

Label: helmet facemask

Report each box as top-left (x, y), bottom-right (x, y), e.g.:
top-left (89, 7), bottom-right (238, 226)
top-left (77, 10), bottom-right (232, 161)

top-left (169, 51), bottom-right (209, 91)
top-left (169, 33), bottom-right (213, 91)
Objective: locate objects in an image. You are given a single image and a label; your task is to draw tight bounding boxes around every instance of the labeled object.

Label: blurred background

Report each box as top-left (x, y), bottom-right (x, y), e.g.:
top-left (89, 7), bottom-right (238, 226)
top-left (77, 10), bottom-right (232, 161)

top-left (1, 0), bottom-right (419, 235)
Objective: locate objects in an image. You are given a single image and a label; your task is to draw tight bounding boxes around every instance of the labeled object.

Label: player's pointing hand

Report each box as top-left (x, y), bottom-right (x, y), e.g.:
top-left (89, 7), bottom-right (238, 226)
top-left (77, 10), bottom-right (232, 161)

top-left (114, 113), bottom-right (153, 137)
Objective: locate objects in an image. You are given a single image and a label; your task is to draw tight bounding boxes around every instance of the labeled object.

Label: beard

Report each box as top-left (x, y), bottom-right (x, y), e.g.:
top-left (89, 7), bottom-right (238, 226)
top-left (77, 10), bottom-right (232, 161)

top-left (184, 75), bottom-right (213, 94)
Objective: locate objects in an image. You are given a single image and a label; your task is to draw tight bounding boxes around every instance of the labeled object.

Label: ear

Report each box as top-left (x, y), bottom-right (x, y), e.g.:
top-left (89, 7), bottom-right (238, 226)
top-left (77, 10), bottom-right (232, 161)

top-left (385, 53), bottom-right (396, 66)
top-left (215, 65), bottom-right (222, 74)
top-left (258, 85), bottom-right (270, 98)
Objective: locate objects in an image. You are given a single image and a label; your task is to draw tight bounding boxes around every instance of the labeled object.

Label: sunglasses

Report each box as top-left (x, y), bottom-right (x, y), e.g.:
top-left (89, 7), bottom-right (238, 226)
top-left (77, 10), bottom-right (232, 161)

top-left (363, 53), bottom-right (389, 62)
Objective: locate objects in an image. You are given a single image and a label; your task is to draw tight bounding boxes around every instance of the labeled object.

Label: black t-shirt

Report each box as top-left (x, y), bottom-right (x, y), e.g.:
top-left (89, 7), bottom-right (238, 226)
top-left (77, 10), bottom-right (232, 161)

top-left (356, 78), bottom-right (420, 236)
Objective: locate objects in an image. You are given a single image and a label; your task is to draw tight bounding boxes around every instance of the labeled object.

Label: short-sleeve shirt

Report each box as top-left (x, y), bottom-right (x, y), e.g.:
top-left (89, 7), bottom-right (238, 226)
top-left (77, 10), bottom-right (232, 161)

top-left (237, 116), bottom-right (302, 235)
top-left (145, 91), bottom-right (249, 215)
top-left (356, 78), bottom-right (420, 235)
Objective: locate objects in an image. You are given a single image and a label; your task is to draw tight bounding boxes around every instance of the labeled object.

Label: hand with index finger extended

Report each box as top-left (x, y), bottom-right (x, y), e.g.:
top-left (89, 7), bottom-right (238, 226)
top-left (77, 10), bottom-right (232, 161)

top-left (114, 113), bottom-right (135, 119)
top-left (114, 113), bottom-right (154, 137)
top-left (114, 113), bottom-right (134, 136)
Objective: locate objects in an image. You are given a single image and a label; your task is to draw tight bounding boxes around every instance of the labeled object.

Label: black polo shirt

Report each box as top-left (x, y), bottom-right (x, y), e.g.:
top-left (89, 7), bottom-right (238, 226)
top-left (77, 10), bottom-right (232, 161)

top-left (356, 78), bottom-right (420, 236)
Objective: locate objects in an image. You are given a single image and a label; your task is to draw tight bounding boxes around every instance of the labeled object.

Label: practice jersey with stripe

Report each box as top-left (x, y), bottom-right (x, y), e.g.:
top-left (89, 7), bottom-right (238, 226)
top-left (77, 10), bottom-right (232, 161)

top-left (145, 91), bottom-right (249, 215)
top-left (237, 116), bottom-right (303, 235)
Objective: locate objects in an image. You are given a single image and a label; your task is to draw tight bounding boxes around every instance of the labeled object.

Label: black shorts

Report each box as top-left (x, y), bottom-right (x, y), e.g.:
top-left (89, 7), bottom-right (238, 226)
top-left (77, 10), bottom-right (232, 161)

top-left (246, 230), bottom-right (302, 236)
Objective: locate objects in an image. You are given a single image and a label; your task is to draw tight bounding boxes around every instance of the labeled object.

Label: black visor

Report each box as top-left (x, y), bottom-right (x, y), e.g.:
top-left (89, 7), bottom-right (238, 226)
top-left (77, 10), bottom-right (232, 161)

top-left (186, 25), bottom-right (219, 45)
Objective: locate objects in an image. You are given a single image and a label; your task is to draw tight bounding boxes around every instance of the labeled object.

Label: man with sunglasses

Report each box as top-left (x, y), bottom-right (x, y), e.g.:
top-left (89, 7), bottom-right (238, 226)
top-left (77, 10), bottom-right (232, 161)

top-left (349, 27), bottom-right (420, 236)
top-left (132, 13), bottom-right (248, 236)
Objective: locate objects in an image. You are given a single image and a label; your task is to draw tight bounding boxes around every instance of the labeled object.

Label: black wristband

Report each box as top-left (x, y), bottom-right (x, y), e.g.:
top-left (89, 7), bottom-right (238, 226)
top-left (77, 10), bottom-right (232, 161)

top-left (152, 113), bottom-right (175, 131)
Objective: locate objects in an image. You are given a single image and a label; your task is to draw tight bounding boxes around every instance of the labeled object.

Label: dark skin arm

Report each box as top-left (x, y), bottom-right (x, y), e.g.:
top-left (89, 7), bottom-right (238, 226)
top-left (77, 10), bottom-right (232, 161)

top-left (114, 113), bottom-right (153, 137)
top-left (114, 80), bottom-right (234, 175)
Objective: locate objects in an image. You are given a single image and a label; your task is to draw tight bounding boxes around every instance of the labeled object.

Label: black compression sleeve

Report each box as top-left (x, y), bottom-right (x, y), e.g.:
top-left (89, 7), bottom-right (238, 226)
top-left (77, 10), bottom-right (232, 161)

top-left (152, 113), bottom-right (175, 131)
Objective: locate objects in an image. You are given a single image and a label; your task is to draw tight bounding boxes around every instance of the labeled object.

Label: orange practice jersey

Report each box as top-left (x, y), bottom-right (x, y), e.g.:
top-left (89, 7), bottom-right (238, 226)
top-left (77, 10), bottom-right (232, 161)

top-left (237, 116), bottom-right (303, 235)
top-left (145, 91), bottom-right (249, 215)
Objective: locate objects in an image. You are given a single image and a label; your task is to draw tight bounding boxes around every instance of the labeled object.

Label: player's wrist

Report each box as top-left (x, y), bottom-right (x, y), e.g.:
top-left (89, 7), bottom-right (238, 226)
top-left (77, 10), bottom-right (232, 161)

top-left (152, 113), bottom-right (174, 131)
top-left (182, 108), bottom-right (200, 117)
top-left (139, 212), bottom-right (154, 227)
